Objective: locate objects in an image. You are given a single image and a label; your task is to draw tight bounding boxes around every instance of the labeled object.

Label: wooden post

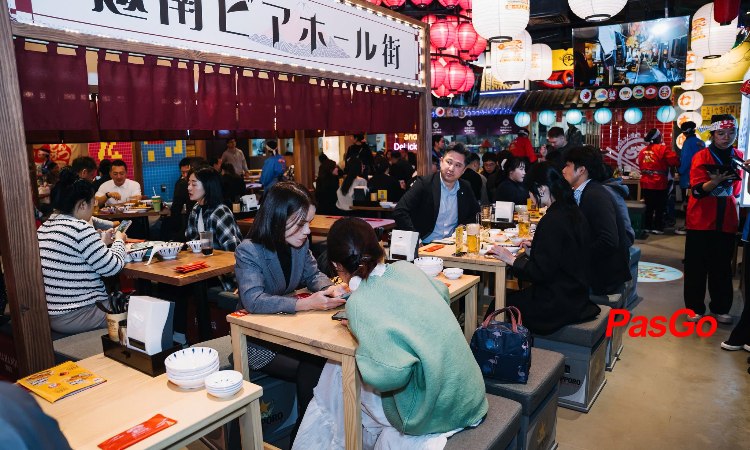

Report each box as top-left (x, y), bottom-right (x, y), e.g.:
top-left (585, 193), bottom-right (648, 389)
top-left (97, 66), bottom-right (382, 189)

top-left (132, 141), bottom-right (144, 192)
top-left (293, 130), bottom-right (314, 188)
top-left (0, 0), bottom-right (55, 375)
top-left (417, 26), bottom-right (432, 177)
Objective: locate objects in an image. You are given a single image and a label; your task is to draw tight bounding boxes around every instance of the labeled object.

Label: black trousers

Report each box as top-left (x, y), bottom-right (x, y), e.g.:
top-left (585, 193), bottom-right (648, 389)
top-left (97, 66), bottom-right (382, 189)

top-left (642, 188), bottom-right (667, 231)
top-left (684, 230), bottom-right (736, 315)
top-left (728, 245), bottom-right (750, 344)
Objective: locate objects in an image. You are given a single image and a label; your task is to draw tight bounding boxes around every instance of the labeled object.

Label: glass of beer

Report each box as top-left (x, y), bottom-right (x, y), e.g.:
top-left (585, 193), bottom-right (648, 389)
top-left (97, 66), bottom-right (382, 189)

top-left (455, 225), bottom-right (464, 254)
top-left (481, 205), bottom-right (493, 231)
top-left (518, 212), bottom-right (530, 238)
top-left (467, 223), bottom-right (481, 257)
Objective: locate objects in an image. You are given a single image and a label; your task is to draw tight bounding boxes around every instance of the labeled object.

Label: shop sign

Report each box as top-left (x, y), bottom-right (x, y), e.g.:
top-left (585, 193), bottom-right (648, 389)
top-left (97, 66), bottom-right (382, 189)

top-left (594, 88), bottom-right (608, 102)
top-left (435, 107), bottom-right (446, 117)
top-left (607, 88), bottom-right (618, 102)
top-left (432, 120), bottom-right (452, 135)
top-left (644, 86), bottom-right (657, 99)
top-left (487, 115), bottom-right (520, 135)
top-left (700, 104), bottom-right (739, 121)
top-left (632, 86), bottom-right (645, 99)
top-left (12, 0), bottom-right (422, 86)
top-left (619, 87), bottom-right (632, 101)
top-left (580, 89), bottom-right (592, 103)
top-left (658, 86), bottom-right (672, 100)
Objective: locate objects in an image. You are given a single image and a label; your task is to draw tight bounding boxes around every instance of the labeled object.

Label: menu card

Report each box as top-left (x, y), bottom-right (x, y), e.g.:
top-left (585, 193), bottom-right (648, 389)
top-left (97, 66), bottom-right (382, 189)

top-left (17, 361), bottom-right (106, 403)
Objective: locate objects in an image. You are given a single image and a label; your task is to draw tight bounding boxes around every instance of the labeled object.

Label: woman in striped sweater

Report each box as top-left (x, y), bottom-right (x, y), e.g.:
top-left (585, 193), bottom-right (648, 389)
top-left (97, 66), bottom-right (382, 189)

top-left (37, 167), bottom-right (127, 334)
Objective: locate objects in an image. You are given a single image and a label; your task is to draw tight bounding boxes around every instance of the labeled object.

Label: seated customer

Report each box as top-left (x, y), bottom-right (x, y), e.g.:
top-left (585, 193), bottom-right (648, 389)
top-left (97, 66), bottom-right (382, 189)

top-left (220, 162), bottom-right (246, 207)
top-left (185, 167), bottom-right (242, 252)
top-left (460, 152), bottom-right (485, 204)
top-left (487, 163), bottom-right (600, 335)
top-left (394, 142), bottom-right (479, 243)
top-left (486, 150), bottom-right (513, 203)
top-left (495, 156), bottom-right (530, 207)
top-left (387, 149), bottom-right (413, 183)
top-left (336, 157), bottom-right (367, 214)
top-left (597, 163), bottom-right (635, 248)
top-left (563, 146), bottom-right (631, 295)
top-left (368, 156), bottom-right (404, 203)
top-left (293, 218), bottom-right (488, 449)
top-left (37, 167), bottom-right (127, 334)
top-left (235, 182), bottom-right (349, 444)
top-left (94, 160), bottom-right (143, 206)
top-left (314, 160), bottom-right (341, 215)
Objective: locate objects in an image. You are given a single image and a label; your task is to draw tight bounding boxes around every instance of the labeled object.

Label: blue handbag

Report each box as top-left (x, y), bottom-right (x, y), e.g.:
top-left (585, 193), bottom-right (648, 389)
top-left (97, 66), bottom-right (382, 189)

top-left (470, 306), bottom-right (532, 383)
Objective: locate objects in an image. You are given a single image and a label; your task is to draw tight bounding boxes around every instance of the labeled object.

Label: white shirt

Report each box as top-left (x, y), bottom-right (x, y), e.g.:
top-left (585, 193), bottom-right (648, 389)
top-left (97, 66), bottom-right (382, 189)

top-left (336, 177), bottom-right (367, 211)
top-left (95, 179), bottom-right (142, 205)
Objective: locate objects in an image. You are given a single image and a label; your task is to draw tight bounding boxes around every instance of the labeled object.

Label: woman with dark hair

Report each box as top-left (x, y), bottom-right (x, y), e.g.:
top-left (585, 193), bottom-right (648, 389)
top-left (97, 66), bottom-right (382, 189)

top-left (293, 217), bottom-right (488, 449)
top-left (486, 150), bottom-right (513, 203)
top-left (315, 160), bottom-right (340, 215)
top-left (494, 156), bottom-right (530, 206)
top-left (487, 162), bottom-right (600, 335)
top-left (220, 162), bottom-right (246, 207)
top-left (368, 156), bottom-right (404, 202)
top-left (37, 167), bottom-right (127, 334)
top-left (638, 128), bottom-right (679, 234)
top-left (335, 157), bottom-right (366, 214)
top-left (185, 167), bottom-right (242, 251)
top-left (235, 181), bottom-right (349, 445)
top-left (91, 159), bottom-right (111, 193)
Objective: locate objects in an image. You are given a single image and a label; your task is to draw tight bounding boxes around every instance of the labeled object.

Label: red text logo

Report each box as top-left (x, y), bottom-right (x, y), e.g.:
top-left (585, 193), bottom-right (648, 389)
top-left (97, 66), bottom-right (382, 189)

top-left (606, 309), bottom-right (717, 338)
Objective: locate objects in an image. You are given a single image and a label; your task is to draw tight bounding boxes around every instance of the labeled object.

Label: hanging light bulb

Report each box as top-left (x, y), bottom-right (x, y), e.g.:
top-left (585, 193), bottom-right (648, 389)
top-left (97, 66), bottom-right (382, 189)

top-left (445, 61), bottom-right (468, 92)
top-left (490, 30), bottom-right (531, 85)
top-left (691, 2), bottom-right (738, 59)
top-left (681, 71), bottom-right (705, 90)
top-left (686, 51), bottom-right (704, 70)
top-left (528, 43), bottom-right (553, 81)
top-left (456, 22), bottom-right (479, 54)
top-left (678, 91), bottom-right (704, 111)
top-left (472, 0), bottom-right (529, 43)
top-left (568, 0), bottom-right (627, 22)
top-left (430, 20), bottom-right (457, 50)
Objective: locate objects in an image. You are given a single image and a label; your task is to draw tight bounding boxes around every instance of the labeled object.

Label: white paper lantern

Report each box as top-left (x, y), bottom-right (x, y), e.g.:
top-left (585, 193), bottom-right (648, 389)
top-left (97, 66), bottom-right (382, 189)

top-left (657, 106), bottom-right (677, 123)
top-left (677, 111), bottom-right (703, 128)
top-left (568, 0), bottom-right (627, 22)
top-left (539, 110), bottom-right (556, 126)
top-left (515, 112), bottom-right (531, 127)
top-left (691, 3), bottom-right (738, 59)
top-left (678, 91), bottom-right (704, 111)
top-left (624, 108), bottom-right (643, 125)
top-left (473, 0), bottom-right (529, 42)
top-left (490, 30), bottom-right (531, 84)
top-left (566, 109), bottom-right (583, 125)
top-left (681, 71), bottom-right (705, 90)
top-left (594, 108), bottom-right (612, 124)
top-left (686, 51), bottom-right (704, 70)
top-left (528, 44), bottom-right (553, 81)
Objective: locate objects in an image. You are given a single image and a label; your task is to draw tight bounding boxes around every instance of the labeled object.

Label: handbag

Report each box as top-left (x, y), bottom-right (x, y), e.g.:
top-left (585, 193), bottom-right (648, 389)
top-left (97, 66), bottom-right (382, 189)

top-left (470, 306), bottom-right (532, 383)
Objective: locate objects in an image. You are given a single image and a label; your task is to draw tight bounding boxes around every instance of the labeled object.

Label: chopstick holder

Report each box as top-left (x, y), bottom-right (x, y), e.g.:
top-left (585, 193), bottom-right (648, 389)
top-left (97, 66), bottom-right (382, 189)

top-left (97, 414), bottom-right (177, 450)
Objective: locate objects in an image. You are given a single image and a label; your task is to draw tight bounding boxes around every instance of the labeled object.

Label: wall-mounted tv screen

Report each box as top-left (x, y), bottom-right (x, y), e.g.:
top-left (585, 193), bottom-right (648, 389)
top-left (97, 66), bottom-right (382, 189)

top-left (572, 16), bottom-right (689, 87)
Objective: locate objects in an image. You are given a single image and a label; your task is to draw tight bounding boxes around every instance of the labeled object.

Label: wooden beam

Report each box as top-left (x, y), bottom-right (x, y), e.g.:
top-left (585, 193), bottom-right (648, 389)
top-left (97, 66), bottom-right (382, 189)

top-left (417, 26), bottom-right (432, 177)
top-left (293, 131), bottom-right (314, 189)
top-left (0, 0), bottom-right (55, 376)
top-left (132, 141), bottom-right (144, 194)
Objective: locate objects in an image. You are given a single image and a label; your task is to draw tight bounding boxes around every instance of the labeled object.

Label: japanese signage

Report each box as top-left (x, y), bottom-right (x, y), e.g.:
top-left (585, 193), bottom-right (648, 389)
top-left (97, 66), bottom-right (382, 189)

top-left (11, 0), bottom-right (422, 86)
top-left (701, 104), bottom-right (739, 121)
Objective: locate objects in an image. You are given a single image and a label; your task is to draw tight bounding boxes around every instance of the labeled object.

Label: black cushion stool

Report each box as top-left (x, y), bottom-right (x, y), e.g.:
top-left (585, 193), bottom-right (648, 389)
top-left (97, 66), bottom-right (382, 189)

top-left (445, 394), bottom-right (523, 450)
top-left (484, 348), bottom-right (564, 450)
top-left (531, 306), bottom-right (610, 413)
top-left (590, 289), bottom-right (625, 371)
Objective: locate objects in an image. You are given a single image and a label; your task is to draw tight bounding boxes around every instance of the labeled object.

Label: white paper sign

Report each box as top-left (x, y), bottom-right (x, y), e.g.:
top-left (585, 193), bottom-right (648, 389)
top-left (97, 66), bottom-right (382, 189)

top-left (10, 0), bottom-right (422, 86)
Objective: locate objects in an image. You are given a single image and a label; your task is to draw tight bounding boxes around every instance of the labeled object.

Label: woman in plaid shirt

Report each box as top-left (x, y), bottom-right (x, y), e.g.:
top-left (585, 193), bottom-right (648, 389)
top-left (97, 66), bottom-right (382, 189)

top-left (186, 167), bottom-right (242, 251)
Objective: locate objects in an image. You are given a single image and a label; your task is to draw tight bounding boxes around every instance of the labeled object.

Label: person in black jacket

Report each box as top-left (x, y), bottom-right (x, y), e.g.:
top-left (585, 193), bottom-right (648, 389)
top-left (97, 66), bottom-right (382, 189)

top-left (487, 150), bottom-right (513, 203)
top-left (220, 162), bottom-right (246, 207)
top-left (460, 152), bottom-right (484, 203)
top-left (369, 156), bottom-right (404, 202)
top-left (163, 157), bottom-right (194, 240)
top-left (393, 142), bottom-right (480, 243)
top-left (388, 149), bottom-right (414, 183)
top-left (495, 156), bottom-right (530, 207)
top-left (487, 162), bottom-right (600, 335)
top-left (563, 146), bottom-right (631, 295)
top-left (345, 134), bottom-right (373, 177)
top-left (314, 160), bottom-right (341, 215)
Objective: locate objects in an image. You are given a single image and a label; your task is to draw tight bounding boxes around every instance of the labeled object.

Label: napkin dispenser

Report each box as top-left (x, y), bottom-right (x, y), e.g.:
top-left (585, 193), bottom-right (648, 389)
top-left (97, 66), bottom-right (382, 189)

top-left (353, 186), bottom-right (369, 201)
top-left (241, 194), bottom-right (258, 210)
top-left (495, 201), bottom-right (515, 223)
top-left (127, 296), bottom-right (174, 356)
top-left (390, 230), bottom-right (420, 261)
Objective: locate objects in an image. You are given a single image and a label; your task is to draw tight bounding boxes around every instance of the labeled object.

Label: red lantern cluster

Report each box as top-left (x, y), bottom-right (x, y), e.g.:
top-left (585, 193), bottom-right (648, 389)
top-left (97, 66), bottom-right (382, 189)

top-left (427, 15), bottom-right (482, 97)
top-left (432, 61), bottom-right (474, 96)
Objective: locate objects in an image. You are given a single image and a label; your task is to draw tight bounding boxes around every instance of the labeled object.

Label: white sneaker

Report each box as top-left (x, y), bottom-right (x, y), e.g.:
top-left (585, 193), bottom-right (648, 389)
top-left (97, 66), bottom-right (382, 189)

top-left (686, 313), bottom-right (703, 322)
top-left (675, 227), bottom-right (687, 235)
top-left (721, 341), bottom-right (744, 351)
top-left (651, 229), bottom-right (665, 235)
top-left (715, 314), bottom-right (733, 324)
top-left (744, 344), bottom-right (750, 352)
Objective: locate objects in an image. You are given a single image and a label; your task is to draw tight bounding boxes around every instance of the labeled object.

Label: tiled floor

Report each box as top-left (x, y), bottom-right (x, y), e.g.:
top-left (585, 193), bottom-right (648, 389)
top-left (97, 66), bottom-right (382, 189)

top-left (182, 231), bottom-right (750, 450)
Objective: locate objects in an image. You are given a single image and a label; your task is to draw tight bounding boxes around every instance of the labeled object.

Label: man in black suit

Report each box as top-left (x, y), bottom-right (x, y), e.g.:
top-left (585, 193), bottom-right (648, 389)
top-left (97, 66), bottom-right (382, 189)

top-left (563, 146), bottom-right (631, 295)
top-left (394, 142), bottom-right (480, 243)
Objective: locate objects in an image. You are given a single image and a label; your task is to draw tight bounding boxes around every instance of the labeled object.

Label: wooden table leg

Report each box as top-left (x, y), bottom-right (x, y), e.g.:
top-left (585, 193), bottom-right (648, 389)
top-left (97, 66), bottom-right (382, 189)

top-left (240, 398), bottom-right (264, 450)
top-left (231, 324), bottom-right (250, 380)
top-left (464, 284), bottom-right (477, 343)
top-left (194, 279), bottom-right (212, 341)
top-left (342, 355), bottom-right (362, 450)
top-left (494, 266), bottom-right (507, 311)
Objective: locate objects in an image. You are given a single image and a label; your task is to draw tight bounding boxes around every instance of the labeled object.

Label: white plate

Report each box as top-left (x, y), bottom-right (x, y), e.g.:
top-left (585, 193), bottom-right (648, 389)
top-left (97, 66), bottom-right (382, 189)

top-left (167, 362), bottom-right (219, 380)
top-left (165, 347), bottom-right (219, 373)
top-left (207, 388), bottom-right (242, 398)
top-left (168, 378), bottom-right (206, 389)
top-left (126, 209), bottom-right (148, 213)
top-left (207, 382), bottom-right (242, 392)
top-left (205, 370), bottom-right (243, 389)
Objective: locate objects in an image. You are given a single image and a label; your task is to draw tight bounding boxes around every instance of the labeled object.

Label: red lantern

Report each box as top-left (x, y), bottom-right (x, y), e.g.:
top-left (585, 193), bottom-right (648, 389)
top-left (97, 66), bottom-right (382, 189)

top-left (443, 45), bottom-right (459, 58)
top-left (431, 60), bottom-right (447, 89)
top-left (469, 35), bottom-right (487, 59)
top-left (364, 0), bottom-right (382, 5)
top-left (458, 0), bottom-right (472, 12)
top-left (445, 61), bottom-right (467, 92)
top-left (430, 20), bottom-right (456, 50)
top-left (422, 14), bottom-right (438, 26)
top-left (456, 22), bottom-right (478, 54)
top-left (433, 85), bottom-right (450, 97)
top-left (459, 65), bottom-right (475, 92)
top-left (430, 44), bottom-right (439, 60)
top-left (412, 0), bottom-right (434, 8)
top-left (438, 0), bottom-right (461, 8)
top-left (714, 0), bottom-right (741, 24)
top-left (382, 0), bottom-right (405, 8)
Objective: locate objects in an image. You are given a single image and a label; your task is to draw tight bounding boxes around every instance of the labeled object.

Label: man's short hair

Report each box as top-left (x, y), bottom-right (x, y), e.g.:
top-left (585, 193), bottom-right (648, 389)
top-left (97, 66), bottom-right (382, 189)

top-left (71, 156), bottom-right (96, 174)
top-left (432, 134), bottom-right (444, 147)
top-left (547, 127), bottom-right (565, 139)
top-left (179, 157), bottom-right (192, 168)
top-left (444, 142), bottom-right (471, 165)
top-left (353, 134), bottom-right (365, 141)
top-left (467, 152), bottom-right (481, 164)
top-left (111, 160), bottom-right (127, 171)
top-left (390, 149), bottom-right (402, 159)
top-left (565, 146), bottom-right (602, 180)
top-left (266, 140), bottom-right (278, 150)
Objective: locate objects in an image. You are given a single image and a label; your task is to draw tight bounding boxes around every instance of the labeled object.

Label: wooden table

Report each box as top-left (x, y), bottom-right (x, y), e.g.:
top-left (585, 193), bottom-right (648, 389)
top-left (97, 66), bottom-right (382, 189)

top-left (237, 215), bottom-right (396, 236)
top-left (622, 178), bottom-right (642, 201)
top-left (349, 206), bottom-right (395, 218)
top-left (35, 354), bottom-right (264, 450)
top-left (122, 249), bottom-right (236, 340)
top-left (228, 274), bottom-right (478, 450)
top-left (95, 209), bottom-right (171, 239)
top-left (418, 244), bottom-right (508, 312)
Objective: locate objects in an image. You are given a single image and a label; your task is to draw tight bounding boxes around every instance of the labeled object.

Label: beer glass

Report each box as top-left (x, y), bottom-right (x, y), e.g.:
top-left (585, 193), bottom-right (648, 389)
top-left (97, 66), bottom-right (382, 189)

top-left (467, 223), bottom-right (480, 257)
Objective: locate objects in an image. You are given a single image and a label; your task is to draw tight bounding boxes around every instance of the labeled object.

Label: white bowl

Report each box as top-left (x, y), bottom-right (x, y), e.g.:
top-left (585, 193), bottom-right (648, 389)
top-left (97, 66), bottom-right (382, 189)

top-left (504, 228), bottom-right (519, 236)
top-left (159, 246), bottom-right (181, 260)
top-left (205, 370), bottom-right (243, 389)
top-left (167, 361), bottom-right (219, 380)
top-left (128, 249), bottom-right (148, 262)
top-left (510, 237), bottom-right (526, 246)
top-left (442, 268), bottom-right (463, 280)
top-left (417, 266), bottom-right (442, 277)
top-left (186, 240), bottom-right (202, 253)
top-left (207, 387), bottom-right (243, 398)
top-left (414, 257), bottom-right (443, 266)
top-left (165, 347), bottom-right (219, 373)
top-left (168, 377), bottom-right (207, 389)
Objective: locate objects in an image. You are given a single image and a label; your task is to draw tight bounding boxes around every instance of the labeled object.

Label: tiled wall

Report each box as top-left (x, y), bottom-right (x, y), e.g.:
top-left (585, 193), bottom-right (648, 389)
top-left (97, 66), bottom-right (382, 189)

top-left (88, 142), bottom-right (135, 179)
top-left (600, 107), bottom-right (674, 173)
top-left (141, 141), bottom-right (186, 202)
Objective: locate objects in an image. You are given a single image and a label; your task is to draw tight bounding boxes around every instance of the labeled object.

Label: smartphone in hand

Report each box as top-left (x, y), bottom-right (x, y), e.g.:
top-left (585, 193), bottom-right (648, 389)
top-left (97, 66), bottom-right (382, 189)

top-left (332, 311), bottom-right (348, 321)
top-left (117, 220), bottom-right (133, 233)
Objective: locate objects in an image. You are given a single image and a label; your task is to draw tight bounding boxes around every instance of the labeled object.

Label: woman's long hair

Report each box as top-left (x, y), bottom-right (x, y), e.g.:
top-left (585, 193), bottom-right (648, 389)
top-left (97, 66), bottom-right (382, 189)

top-left (50, 167), bottom-right (94, 215)
top-left (525, 162), bottom-right (586, 245)
top-left (341, 157), bottom-right (362, 196)
top-left (248, 182), bottom-right (315, 251)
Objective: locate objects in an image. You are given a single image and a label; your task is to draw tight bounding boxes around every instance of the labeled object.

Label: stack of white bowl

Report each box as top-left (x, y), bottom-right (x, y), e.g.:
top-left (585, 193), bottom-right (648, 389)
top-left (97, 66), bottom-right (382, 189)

top-left (205, 370), bottom-right (244, 398)
top-left (165, 347), bottom-right (219, 389)
top-left (413, 257), bottom-right (443, 277)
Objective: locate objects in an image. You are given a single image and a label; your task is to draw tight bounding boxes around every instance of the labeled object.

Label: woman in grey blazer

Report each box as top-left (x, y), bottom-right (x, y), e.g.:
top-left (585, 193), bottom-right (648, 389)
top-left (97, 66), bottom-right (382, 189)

top-left (234, 182), bottom-right (347, 444)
